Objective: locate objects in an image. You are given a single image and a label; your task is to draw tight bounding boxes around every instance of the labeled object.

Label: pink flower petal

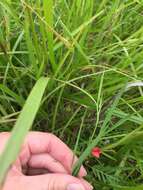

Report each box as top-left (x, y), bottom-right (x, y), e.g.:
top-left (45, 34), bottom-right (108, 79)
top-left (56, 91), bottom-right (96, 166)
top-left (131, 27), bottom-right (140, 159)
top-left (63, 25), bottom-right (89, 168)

top-left (91, 147), bottom-right (102, 158)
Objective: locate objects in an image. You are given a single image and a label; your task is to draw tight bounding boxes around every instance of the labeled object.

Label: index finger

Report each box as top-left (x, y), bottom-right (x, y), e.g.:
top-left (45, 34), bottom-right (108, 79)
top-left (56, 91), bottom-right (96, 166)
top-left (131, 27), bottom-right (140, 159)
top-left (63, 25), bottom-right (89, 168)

top-left (25, 132), bottom-right (87, 177)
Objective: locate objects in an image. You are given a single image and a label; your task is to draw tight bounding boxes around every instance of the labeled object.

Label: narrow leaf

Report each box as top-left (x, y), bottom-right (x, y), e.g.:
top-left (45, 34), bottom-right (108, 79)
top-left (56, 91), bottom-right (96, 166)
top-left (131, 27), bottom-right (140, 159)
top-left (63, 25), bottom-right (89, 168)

top-left (0, 77), bottom-right (49, 186)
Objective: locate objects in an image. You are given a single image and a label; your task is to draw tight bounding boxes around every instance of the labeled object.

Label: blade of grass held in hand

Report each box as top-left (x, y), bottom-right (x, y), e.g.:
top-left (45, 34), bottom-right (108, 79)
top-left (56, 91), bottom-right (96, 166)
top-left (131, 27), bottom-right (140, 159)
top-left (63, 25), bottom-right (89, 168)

top-left (72, 134), bottom-right (101, 176)
top-left (72, 85), bottom-right (126, 176)
top-left (0, 77), bottom-right (49, 186)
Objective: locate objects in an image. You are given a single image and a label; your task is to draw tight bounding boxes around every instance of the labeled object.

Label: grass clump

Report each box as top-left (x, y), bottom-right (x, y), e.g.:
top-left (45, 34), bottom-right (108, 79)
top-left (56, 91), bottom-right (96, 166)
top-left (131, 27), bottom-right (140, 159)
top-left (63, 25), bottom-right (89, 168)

top-left (0, 0), bottom-right (143, 189)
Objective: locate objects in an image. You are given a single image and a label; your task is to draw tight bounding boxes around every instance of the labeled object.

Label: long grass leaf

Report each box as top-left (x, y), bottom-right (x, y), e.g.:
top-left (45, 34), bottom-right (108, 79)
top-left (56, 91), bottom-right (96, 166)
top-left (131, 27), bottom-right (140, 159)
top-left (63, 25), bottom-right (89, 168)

top-left (0, 77), bottom-right (49, 186)
top-left (43, 0), bottom-right (56, 72)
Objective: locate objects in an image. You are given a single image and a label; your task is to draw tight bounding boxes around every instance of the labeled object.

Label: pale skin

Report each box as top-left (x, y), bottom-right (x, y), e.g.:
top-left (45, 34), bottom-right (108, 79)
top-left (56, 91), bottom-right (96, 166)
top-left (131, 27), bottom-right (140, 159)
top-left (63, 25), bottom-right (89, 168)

top-left (0, 132), bottom-right (93, 190)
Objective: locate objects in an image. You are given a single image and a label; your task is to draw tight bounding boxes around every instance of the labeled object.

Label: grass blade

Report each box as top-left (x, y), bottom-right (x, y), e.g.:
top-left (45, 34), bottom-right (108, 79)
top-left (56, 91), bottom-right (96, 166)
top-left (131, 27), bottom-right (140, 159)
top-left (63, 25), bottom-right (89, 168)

top-left (43, 0), bottom-right (56, 72)
top-left (0, 84), bottom-right (25, 106)
top-left (72, 85), bottom-right (126, 176)
top-left (0, 77), bottom-right (49, 186)
top-left (116, 185), bottom-right (143, 190)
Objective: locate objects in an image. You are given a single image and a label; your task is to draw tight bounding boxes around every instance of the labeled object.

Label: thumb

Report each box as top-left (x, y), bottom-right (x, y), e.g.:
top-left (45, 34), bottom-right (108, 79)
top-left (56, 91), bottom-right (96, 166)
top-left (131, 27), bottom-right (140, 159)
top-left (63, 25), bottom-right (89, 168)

top-left (3, 174), bottom-right (93, 190)
top-left (25, 174), bottom-right (93, 190)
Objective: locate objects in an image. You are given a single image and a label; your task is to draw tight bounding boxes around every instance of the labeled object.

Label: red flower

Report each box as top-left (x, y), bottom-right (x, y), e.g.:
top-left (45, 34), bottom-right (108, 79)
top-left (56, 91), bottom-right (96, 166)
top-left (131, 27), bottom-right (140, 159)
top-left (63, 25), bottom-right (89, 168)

top-left (91, 147), bottom-right (102, 158)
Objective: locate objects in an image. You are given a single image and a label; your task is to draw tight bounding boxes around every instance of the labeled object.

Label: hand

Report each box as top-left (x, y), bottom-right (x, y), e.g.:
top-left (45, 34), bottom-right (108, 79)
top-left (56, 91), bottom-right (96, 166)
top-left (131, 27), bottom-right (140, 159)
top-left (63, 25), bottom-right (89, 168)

top-left (0, 132), bottom-right (93, 190)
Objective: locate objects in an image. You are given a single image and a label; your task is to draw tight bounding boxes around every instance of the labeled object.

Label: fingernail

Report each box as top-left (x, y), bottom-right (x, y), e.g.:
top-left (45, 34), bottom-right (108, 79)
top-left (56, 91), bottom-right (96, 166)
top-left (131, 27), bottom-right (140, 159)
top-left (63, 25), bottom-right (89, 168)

top-left (80, 179), bottom-right (93, 190)
top-left (88, 184), bottom-right (93, 190)
top-left (82, 167), bottom-right (87, 177)
top-left (67, 184), bottom-right (85, 190)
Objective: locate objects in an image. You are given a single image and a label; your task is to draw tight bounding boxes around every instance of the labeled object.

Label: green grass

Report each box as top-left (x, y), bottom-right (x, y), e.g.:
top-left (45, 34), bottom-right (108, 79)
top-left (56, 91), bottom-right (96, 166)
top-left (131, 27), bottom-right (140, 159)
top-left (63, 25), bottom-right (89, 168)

top-left (0, 0), bottom-right (143, 189)
top-left (0, 77), bottom-right (49, 184)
